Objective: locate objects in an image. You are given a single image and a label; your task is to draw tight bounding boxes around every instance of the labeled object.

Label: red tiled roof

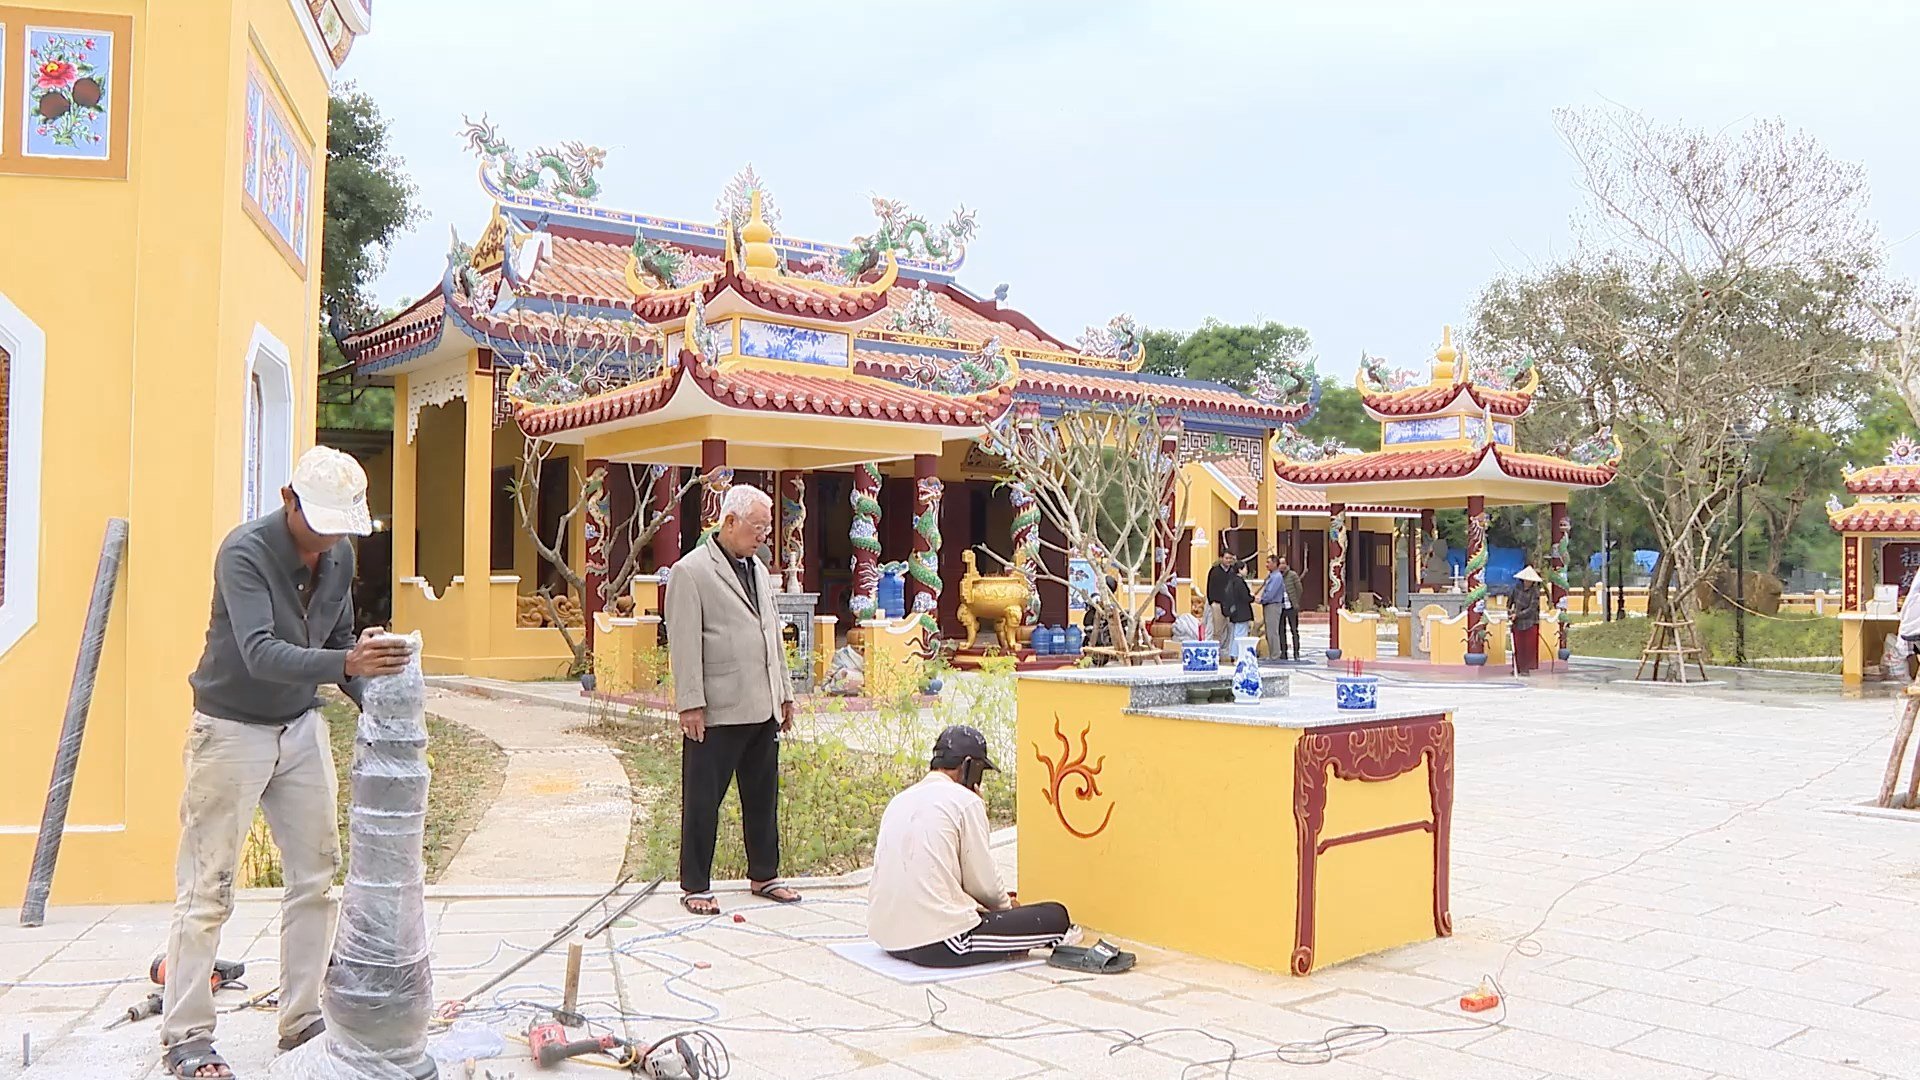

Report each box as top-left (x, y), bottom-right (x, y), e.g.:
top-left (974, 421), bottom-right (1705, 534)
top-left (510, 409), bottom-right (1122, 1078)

top-left (630, 267), bottom-right (887, 323)
top-left (517, 355), bottom-right (1014, 438)
top-left (1844, 464), bottom-right (1920, 496)
top-left (1015, 367), bottom-right (1311, 424)
top-left (1205, 457), bottom-right (1412, 515)
top-left (1277, 445), bottom-right (1615, 487)
top-left (1364, 381), bottom-right (1533, 418)
top-left (1829, 503), bottom-right (1920, 534)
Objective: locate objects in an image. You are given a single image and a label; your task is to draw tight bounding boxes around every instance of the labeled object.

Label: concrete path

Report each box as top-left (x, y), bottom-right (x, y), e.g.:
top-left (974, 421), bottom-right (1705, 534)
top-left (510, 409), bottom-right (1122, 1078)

top-left (425, 686), bottom-right (632, 889)
top-left (12, 668), bottom-right (1918, 1080)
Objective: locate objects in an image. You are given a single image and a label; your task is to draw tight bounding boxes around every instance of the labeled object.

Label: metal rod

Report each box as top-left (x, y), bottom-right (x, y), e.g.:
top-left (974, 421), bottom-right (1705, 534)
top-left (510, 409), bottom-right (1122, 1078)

top-left (584, 874), bottom-right (667, 939)
top-left (20, 518), bottom-right (129, 927)
top-left (455, 875), bottom-right (633, 1007)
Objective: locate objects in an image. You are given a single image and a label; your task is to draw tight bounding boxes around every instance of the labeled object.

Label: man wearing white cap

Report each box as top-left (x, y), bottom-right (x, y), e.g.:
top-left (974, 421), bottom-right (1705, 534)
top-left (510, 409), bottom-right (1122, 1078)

top-left (160, 446), bottom-right (411, 1080)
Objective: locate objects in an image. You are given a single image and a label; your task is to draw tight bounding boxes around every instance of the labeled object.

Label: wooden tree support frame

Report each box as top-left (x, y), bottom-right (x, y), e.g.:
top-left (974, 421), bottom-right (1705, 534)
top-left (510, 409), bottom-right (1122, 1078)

top-left (1636, 619), bottom-right (1709, 683)
top-left (1879, 686), bottom-right (1920, 809)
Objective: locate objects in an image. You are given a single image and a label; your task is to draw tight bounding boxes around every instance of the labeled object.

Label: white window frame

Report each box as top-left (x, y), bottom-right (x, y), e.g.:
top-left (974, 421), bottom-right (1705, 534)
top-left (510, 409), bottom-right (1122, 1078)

top-left (243, 324), bottom-right (296, 523)
top-left (0, 291), bottom-right (46, 658)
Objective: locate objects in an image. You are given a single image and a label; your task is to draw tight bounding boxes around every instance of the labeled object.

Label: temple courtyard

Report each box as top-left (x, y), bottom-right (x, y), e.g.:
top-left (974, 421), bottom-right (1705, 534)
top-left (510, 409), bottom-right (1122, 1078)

top-left (4, 667), bottom-right (1917, 1080)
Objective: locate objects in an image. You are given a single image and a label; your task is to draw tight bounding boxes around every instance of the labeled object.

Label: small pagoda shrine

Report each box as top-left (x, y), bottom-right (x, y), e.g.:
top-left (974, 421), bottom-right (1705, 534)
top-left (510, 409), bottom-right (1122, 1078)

top-left (1275, 327), bottom-right (1619, 670)
top-left (1827, 435), bottom-right (1920, 682)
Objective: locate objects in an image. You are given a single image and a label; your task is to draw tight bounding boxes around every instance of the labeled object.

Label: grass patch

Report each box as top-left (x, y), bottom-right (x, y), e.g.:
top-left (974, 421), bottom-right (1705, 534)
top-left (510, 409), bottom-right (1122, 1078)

top-left (582, 669), bottom-right (1016, 883)
top-left (240, 696), bottom-right (508, 887)
top-left (1569, 611), bottom-right (1840, 672)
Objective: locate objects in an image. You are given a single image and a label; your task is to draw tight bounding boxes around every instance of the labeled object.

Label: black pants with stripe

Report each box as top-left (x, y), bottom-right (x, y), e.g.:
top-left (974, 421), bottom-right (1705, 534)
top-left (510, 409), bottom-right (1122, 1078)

top-left (888, 902), bottom-right (1073, 968)
top-left (680, 719), bottom-right (780, 895)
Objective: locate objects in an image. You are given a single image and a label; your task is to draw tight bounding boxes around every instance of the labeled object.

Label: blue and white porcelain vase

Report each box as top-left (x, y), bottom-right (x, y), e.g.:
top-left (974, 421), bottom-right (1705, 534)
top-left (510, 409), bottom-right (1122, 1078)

top-left (1232, 640), bottom-right (1263, 703)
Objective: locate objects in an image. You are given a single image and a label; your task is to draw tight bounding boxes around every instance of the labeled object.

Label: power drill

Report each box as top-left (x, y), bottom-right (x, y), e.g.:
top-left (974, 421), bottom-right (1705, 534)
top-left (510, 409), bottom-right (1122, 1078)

top-left (527, 1020), bottom-right (623, 1068)
top-left (150, 955), bottom-right (247, 992)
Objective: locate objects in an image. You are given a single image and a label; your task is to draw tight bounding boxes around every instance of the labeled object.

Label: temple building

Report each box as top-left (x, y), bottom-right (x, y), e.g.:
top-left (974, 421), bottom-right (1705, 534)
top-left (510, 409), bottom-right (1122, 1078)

top-left (344, 144), bottom-right (1400, 678)
top-left (0, 0), bottom-right (370, 903)
top-left (1827, 436), bottom-right (1920, 682)
top-left (1276, 329), bottom-right (1618, 669)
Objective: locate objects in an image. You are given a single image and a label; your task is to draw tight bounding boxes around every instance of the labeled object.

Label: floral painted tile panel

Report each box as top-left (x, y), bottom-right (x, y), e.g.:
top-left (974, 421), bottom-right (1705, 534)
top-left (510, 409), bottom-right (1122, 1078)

top-left (738, 319), bottom-right (849, 367)
top-left (22, 27), bottom-right (114, 160)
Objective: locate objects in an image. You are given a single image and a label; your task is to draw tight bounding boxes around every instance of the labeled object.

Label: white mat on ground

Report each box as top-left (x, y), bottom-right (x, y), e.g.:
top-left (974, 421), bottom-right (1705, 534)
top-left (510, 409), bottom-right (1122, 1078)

top-left (827, 940), bottom-right (1043, 983)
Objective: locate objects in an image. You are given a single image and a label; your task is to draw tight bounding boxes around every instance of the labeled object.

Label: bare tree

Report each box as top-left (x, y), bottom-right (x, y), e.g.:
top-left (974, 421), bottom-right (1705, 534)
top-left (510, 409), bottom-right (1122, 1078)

top-left (1471, 106), bottom-right (1880, 642)
top-left (973, 404), bottom-right (1191, 661)
top-left (1863, 292), bottom-right (1920, 427)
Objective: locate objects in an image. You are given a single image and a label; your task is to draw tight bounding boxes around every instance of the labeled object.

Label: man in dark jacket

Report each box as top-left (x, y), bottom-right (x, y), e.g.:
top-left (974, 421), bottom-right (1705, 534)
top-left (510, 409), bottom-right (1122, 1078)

top-left (1206, 550), bottom-right (1255, 645)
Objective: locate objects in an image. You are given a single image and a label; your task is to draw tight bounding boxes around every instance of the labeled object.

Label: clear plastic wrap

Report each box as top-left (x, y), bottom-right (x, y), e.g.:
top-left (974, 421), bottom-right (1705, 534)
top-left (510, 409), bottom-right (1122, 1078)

top-left (272, 633), bottom-right (439, 1080)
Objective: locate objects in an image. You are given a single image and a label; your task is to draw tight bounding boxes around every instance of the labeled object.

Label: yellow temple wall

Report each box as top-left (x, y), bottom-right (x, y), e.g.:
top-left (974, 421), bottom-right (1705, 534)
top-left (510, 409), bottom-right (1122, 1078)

top-left (0, 0), bottom-right (333, 904)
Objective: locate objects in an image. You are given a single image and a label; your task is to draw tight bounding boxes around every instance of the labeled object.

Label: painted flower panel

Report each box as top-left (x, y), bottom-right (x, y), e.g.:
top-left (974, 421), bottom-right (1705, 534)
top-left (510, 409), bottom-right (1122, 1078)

top-left (243, 78), bottom-right (263, 196)
top-left (738, 320), bottom-right (848, 367)
top-left (22, 27), bottom-right (113, 160)
top-left (242, 69), bottom-right (314, 266)
top-left (1384, 417), bottom-right (1458, 445)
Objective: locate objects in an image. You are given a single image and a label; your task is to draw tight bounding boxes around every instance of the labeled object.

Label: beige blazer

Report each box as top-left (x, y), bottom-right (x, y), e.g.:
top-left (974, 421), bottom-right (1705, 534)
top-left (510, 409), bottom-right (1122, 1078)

top-left (666, 537), bottom-right (791, 726)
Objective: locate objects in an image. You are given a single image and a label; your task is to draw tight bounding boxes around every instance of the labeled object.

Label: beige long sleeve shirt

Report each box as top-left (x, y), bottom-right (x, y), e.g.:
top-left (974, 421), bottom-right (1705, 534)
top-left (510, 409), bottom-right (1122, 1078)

top-left (866, 772), bottom-right (1009, 951)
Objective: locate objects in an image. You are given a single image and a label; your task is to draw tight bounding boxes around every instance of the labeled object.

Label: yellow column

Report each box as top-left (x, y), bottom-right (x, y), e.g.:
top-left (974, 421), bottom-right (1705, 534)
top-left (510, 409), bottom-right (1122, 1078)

top-left (392, 374), bottom-right (418, 581)
top-left (1258, 431), bottom-right (1278, 564)
top-left (463, 363), bottom-right (494, 670)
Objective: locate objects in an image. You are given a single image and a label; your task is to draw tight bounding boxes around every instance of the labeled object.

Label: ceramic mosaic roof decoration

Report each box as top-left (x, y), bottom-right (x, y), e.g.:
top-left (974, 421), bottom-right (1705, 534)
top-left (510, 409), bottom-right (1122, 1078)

top-left (1828, 436), bottom-right (1920, 535)
top-left (1275, 326), bottom-right (1617, 502)
top-left (1202, 456), bottom-right (1413, 518)
top-left (346, 155), bottom-right (1317, 443)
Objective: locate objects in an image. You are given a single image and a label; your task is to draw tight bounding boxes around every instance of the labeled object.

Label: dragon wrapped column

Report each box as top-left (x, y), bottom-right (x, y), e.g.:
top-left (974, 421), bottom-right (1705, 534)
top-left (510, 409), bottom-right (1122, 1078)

top-left (779, 472), bottom-right (806, 592)
top-left (1010, 483), bottom-right (1042, 628)
top-left (909, 454), bottom-right (943, 634)
top-left (850, 462), bottom-right (884, 622)
top-left (699, 439), bottom-right (730, 539)
top-left (1464, 496), bottom-right (1489, 665)
top-left (582, 462), bottom-right (611, 645)
top-left (1326, 505), bottom-right (1347, 660)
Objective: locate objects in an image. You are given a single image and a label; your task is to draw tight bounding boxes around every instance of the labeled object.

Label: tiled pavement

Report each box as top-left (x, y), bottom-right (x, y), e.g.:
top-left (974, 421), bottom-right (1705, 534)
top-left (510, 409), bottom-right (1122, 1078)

top-left (4, 668), bottom-right (1918, 1079)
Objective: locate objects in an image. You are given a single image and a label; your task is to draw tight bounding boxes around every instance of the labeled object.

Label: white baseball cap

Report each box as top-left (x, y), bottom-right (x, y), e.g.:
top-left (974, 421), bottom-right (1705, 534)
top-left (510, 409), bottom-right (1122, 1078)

top-left (290, 446), bottom-right (373, 537)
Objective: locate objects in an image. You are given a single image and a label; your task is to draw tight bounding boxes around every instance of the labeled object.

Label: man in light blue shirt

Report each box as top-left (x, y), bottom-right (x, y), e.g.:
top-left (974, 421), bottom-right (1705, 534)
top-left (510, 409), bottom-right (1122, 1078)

top-left (1258, 554), bottom-right (1303, 661)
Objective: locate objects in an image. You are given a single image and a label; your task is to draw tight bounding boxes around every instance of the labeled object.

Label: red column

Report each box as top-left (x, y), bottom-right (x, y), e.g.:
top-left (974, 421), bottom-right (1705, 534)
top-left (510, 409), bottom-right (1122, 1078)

top-left (650, 466), bottom-right (682, 568)
top-left (1153, 418), bottom-right (1180, 624)
top-left (1326, 503), bottom-right (1346, 660)
top-left (583, 459), bottom-right (611, 648)
top-left (909, 453), bottom-right (942, 620)
top-left (1549, 500), bottom-right (1570, 663)
top-left (700, 438), bottom-right (729, 537)
top-left (1465, 495), bottom-right (1489, 663)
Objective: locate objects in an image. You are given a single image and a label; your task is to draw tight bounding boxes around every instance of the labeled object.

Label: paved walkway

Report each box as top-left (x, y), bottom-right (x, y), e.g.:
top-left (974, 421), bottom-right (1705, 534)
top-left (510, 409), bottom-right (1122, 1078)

top-left (4, 671), bottom-right (1917, 1079)
top-left (424, 686), bottom-right (632, 888)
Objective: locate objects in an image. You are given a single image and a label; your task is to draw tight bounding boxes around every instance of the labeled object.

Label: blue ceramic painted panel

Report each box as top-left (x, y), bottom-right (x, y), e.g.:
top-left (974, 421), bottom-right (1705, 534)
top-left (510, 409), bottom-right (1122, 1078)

top-left (738, 319), bottom-right (848, 366)
top-left (23, 27), bottom-right (114, 160)
top-left (1384, 417), bottom-right (1456, 445)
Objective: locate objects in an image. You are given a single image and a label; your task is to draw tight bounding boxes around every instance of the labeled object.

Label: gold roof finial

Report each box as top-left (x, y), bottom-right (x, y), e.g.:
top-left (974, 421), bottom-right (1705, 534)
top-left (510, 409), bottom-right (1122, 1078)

top-left (741, 189), bottom-right (779, 278)
top-left (1433, 325), bottom-right (1458, 385)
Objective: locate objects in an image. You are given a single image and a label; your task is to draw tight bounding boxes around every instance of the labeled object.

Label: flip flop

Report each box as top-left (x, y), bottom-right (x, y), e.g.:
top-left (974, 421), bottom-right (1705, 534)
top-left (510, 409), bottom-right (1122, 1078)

top-left (1047, 939), bottom-right (1136, 974)
top-left (681, 893), bottom-right (720, 916)
top-left (750, 880), bottom-right (802, 904)
top-left (164, 1037), bottom-right (234, 1078)
top-left (277, 1018), bottom-right (324, 1052)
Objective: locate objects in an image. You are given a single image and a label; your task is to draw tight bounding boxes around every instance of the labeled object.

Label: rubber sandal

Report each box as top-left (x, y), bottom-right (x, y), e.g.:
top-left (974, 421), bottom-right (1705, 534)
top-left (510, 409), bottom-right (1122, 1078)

top-left (1047, 939), bottom-right (1136, 974)
top-left (750, 881), bottom-right (802, 904)
top-left (164, 1037), bottom-right (234, 1078)
top-left (277, 1018), bottom-right (324, 1052)
top-left (680, 893), bottom-right (720, 916)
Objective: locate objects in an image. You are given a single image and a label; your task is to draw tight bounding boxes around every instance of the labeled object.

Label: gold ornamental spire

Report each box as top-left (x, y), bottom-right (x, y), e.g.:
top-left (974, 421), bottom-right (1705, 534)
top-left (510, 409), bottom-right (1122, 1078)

top-left (1432, 325), bottom-right (1459, 385)
top-left (741, 189), bottom-right (779, 278)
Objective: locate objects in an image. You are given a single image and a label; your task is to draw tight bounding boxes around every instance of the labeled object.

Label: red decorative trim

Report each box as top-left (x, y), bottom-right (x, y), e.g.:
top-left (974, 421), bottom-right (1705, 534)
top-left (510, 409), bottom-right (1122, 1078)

top-left (1277, 444), bottom-right (1615, 488)
top-left (1291, 717), bottom-right (1453, 975)
top-left (1844, 464), bottom-right (1920, 496)
top-left (1363, 381), bottom-right (1533, 418)
top-left (1829, 504), bottom-right (1920, 535)
top-left (1317, 819), bottom-right (1434, 854)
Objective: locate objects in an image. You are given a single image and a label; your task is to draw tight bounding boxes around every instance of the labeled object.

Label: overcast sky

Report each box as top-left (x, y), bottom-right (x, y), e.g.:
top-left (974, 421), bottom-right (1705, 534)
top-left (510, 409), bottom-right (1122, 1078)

top-left (350, 0), bottom-right (1920, 377)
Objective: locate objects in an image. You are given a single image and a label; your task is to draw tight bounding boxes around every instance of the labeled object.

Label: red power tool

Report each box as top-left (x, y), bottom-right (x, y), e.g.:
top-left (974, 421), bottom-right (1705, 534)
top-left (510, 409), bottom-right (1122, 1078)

top-left (528, 1020), bottom-right (626, 1068)
top-left (150, 955), bottom-right (247, 992)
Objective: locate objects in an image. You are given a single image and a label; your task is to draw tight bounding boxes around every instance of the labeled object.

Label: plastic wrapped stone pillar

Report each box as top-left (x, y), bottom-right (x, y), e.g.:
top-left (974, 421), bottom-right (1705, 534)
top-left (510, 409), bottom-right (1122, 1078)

top-left (273, 632), bottom-right (437, 1080)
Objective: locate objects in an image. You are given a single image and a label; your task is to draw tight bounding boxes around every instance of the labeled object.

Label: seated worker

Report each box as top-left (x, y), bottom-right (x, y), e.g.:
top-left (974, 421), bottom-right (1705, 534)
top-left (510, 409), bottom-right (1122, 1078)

top-left (868, 726), bottom-right (1131, 972)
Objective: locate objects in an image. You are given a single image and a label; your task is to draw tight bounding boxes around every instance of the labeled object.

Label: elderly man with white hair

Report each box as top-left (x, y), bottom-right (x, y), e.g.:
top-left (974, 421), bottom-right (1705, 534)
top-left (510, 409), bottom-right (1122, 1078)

top-left (664, 483), bottom-right (799, 914)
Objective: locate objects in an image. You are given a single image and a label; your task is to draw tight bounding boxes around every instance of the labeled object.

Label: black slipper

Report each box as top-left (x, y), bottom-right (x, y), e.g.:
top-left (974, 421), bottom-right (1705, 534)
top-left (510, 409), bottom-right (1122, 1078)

top-left (277, 1018), bottom-right (324, 1052)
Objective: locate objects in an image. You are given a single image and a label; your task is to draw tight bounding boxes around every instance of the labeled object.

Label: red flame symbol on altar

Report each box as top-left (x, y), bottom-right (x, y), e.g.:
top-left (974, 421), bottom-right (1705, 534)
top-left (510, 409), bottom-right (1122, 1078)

top-left (1033, 715), bottom-right (1114, 839)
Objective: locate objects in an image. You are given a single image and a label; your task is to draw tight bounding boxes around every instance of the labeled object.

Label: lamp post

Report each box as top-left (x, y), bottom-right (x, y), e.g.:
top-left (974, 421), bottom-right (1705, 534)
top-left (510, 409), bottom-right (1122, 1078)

top-left (1733, 422), bottom-right (1760, 667)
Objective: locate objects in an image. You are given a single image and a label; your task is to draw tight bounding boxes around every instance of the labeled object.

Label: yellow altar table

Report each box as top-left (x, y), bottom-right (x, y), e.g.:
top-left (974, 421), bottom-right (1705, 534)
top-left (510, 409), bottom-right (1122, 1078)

top-left (1016, 667), bottom-right (1453, 974)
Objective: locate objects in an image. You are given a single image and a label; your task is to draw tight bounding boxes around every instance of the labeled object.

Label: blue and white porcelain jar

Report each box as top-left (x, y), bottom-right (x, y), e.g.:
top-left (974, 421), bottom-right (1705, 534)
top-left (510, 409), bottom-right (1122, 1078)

top-left (1232, 640), bottom-right (1263, 703)
top-left (1180, 639), bottom-right (1220, 672)
top-left (1335, 673), bottom-right (1380, 710)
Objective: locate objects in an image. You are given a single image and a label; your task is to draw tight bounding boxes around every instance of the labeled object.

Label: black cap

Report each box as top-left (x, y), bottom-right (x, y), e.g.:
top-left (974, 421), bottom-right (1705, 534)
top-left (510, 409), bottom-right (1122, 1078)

top-left (931, 725), bottom-right (997, 771)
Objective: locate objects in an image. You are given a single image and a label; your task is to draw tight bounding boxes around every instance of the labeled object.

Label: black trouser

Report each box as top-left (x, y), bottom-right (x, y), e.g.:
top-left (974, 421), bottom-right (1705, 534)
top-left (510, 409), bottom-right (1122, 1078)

top-left (1282, 607), bottom-right (1300, 657)
top-left (888, 902), bottom-right (1074, 968)
top-left (680, 719), bottom-right (780, 895)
